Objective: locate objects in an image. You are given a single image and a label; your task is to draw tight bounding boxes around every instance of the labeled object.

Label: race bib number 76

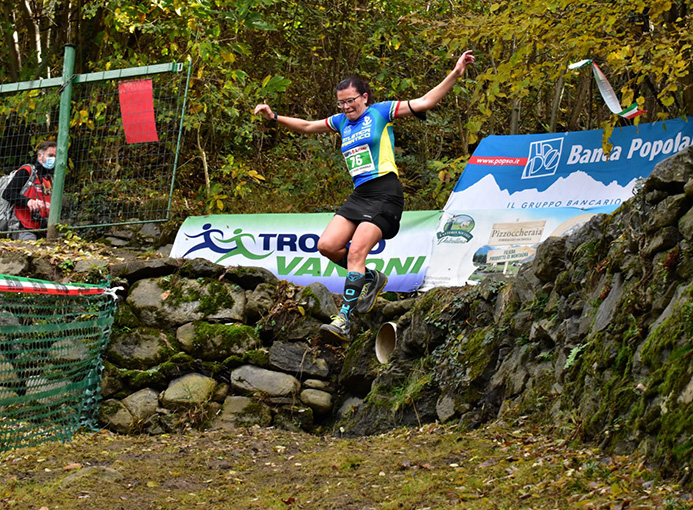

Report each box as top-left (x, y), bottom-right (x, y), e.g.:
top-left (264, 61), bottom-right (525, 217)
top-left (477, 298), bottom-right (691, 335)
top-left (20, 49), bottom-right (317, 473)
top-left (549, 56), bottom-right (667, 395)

top-left (343, 145), bottom-right (375, 177)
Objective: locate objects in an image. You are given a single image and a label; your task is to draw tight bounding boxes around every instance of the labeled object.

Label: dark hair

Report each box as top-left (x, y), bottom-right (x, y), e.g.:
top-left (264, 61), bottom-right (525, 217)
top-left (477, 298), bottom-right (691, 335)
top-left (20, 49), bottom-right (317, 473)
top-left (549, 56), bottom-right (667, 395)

top-left (336, 76), bottom-right (373, 105)
top-left (36, 140), bottom-right (56, 154)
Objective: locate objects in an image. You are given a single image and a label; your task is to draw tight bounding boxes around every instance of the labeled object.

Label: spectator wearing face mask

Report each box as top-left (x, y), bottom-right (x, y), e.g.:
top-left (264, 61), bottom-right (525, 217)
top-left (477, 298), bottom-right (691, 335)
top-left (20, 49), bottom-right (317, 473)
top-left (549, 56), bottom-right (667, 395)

top-left (2, 140), bottom-right (56, 241)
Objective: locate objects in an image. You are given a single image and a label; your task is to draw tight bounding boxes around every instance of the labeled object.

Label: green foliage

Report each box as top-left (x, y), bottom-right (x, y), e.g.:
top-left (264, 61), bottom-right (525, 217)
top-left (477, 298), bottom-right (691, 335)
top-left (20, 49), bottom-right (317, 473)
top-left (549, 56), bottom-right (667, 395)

top-left (391, 371), bottom-right (433, 415)
top-left (564, 343), bottom-right (588, 370)
top-left (2, 0), bottom-right (692, 214)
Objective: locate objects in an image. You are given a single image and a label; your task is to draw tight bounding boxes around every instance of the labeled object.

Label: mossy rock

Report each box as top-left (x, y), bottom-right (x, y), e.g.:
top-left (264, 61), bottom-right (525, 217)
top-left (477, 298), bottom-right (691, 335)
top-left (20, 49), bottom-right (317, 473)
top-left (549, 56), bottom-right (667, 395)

top-left (120, 366), bottom-right (169, 391)
top-left (338, 329), bottom-right (380, 398)
top-left (177, 321), bottom-right (260, 361)
top-left (100, 361), bottom-right (125, 398)
top-left (106, 327), bottom-right (178, 370)
top-left (127, 276), bottom-right (246, 328)
top-left (213, 396), bottom-right (272, 429)
top-left (113, 303), bottom-right (140, 330)
top-left (222, 266), bottom-right (280, 289)
top-left (273, 405), bottom-right (314, 432)
top-left (299, 282), bottom-right (338, 322)
top-left (99, 399), bottom-right (134, 434)
top-left (119, 353), bottom-right (196, 391)
top-left (222, 349), bottom-right (271, 370)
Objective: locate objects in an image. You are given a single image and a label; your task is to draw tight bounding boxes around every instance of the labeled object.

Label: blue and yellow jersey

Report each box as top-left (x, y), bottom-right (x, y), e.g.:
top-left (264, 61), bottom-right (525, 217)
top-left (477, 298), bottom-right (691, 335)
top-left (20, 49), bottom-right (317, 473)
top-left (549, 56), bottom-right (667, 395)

top-left (325, 101), bottom-right (402, 187)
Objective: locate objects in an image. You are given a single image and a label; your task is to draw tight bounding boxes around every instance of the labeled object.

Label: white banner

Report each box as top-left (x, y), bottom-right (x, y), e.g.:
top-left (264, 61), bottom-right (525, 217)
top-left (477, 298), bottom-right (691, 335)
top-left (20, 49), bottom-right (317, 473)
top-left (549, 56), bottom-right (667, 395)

top-left (421, 208), bottom-right (612, 289)
top-left (170, 211), bottom-right (441, 293)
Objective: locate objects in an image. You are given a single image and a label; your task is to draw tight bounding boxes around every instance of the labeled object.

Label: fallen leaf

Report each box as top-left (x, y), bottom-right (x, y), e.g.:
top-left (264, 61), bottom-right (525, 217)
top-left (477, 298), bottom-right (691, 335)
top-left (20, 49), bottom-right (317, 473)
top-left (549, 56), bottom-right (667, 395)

top-left (478, 459), bottom-right (497, 469)
top-left (63, 463), bottom-right (82, 471)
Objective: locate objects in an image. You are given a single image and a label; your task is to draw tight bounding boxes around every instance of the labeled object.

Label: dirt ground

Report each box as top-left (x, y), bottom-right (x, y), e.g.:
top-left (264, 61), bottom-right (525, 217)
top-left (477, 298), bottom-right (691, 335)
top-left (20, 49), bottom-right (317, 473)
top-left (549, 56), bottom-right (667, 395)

top-left (1, 422), bottom-right (692, 510)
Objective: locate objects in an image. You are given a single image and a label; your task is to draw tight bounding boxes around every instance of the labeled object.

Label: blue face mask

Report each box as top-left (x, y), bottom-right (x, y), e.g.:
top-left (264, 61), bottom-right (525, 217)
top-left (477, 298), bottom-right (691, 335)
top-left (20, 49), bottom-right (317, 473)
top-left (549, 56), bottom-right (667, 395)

top-left (43, 156), bottom-right (56, 170)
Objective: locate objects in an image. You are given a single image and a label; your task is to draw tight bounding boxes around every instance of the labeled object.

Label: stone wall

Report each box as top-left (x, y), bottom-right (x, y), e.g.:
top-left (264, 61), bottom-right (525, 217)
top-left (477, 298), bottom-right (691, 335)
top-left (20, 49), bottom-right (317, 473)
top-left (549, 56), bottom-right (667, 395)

top-left (0, 227), bottom-right (416, 436)
top-left (101, 260), bottom-right (358, 434)
top-left (2, 145), bottom-right (693, 482)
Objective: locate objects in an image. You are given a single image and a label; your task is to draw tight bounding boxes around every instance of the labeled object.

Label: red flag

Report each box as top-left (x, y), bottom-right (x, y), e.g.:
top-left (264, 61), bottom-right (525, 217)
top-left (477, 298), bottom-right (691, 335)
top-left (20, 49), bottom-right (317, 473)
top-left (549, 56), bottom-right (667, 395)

top-left (118, 79), bottom-right (159, 144)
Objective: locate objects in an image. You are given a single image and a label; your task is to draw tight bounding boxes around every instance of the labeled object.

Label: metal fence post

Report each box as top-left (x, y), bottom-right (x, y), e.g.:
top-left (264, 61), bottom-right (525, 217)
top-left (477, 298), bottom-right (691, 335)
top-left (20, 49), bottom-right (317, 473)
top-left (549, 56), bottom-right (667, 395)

top-left (47, 44), bottom-right (75, 240)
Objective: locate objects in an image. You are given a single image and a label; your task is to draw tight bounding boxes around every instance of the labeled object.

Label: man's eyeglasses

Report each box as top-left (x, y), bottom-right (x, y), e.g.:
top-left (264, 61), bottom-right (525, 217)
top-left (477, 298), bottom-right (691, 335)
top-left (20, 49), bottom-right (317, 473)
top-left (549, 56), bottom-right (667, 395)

top-left (336, 95), bottom-right (363, 108)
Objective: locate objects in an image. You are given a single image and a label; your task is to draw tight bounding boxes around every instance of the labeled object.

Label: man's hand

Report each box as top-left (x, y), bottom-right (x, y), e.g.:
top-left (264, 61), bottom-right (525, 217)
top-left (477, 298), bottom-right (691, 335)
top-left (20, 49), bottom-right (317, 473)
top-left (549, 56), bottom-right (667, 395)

top-left (27, 199), bottom-right (48, 214)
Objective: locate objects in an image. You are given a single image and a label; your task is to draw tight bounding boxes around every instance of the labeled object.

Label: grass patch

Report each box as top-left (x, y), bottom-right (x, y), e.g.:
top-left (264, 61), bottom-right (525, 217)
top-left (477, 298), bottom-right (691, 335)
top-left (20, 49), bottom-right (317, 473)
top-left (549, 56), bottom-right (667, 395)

top-left (0, 423), bottom-right (689, 509)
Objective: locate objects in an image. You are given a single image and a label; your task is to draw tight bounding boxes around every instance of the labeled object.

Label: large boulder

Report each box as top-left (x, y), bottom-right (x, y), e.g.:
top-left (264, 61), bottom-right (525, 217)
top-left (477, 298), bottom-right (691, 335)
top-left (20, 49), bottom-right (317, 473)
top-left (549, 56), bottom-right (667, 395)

top-left (229, 365), bottom-right (300, 397)
top-left (269, 341), bottom-right (330, 379)
top-left (127, 276), bottom-right (246, 328)
top-left (645, 193), bottom-right (690, 233)
top-left (273, 405), bottom-right (314, 432)
top-left (24, 376), bottom-right (70, 404)
top-left (0, 354), bottom-right (19, 389)
top-left (299, 282), bottom-right (338, 322)
top-left (176, 321), bottom-right (259, 361)
top-left (212, 395), bottom-right (273, 429)
top-left (338, 331), bottom-right (380, 398)
top-left (222, 266), bottom-right (280, 290)
top-left (533, 236), bottom-right (567, 282)
top-left (245, 283), bottom-right (277, 323)
top-left (300, 388), bottom-right (332, 414)
top-left (0, 250), bottom-right (30, 276)
top-left (644, 144), bottom-right (693, 193)
top-left (110, 257), bottom-right (181, 285)
top-left (47, 338), bottom-right (90, 363)
top-left (122, 387), bottom-right (159, 422)
top-left (99, 399), bottom-right (135, 433)
top-left (160, 373), bottom-right (217, 410)
top-left (178, 257), bottom-right (226, 279)
top-left (106, 327), bottom-right (176, 370)
top-left (256, 282), bottom-right (327, 342)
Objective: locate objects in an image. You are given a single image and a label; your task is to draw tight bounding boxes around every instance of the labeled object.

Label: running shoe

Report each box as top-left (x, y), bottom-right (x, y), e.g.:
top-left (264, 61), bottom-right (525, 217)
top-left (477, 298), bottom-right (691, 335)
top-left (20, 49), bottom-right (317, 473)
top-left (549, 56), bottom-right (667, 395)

top-left (355, 270), bottom-right (388, 313)
top-left (319, 313), bottom-right (351, 342)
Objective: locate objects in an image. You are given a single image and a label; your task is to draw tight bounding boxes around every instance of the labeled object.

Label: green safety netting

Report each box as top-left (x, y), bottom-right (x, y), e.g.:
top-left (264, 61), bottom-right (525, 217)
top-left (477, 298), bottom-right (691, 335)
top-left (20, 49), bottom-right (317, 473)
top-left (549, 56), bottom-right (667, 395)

top-left (0, 274), bottom-right (118, 451)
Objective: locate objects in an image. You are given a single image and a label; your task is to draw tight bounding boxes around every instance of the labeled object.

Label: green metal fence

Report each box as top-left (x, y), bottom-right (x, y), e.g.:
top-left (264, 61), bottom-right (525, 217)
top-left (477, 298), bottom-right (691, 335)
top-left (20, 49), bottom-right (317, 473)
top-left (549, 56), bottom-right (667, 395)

top-left (0, 46), bottom-right (191, 238)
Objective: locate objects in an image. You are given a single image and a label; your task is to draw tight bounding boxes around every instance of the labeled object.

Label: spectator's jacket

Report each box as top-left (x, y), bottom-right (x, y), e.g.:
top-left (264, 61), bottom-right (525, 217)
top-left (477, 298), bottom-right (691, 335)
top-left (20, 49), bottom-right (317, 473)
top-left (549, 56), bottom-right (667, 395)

top-left (1, 163), bottom-right (52, 230)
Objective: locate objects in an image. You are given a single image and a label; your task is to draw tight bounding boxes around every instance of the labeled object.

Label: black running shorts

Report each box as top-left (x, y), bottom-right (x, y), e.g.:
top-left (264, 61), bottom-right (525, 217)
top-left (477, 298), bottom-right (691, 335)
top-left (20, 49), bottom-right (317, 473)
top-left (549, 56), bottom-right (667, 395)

top-left (336, 172), bottom-right (404, 240)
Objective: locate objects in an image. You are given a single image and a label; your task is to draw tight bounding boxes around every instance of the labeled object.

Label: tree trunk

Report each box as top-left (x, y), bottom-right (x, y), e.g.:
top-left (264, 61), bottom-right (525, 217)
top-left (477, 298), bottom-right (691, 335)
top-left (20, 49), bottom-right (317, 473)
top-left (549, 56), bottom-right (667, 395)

top-left (683, 66), bottom-right (693, 116)
top-left (510, 100), bottom-right (521, 135)
top-left (549, 73), bottom-right (565, 132)
top-left (197, 127), bottom-right (210, 199)
top-left (508, 35), bottom-right (521, 135)
top-left (568, 74), bottom-right (591, 131)
top-left (455, 96), bottom-right (468, 155)
top-left (22, 0), bottom-right (43, 65)
top-left (2, 4), bottom-right (21, 80)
